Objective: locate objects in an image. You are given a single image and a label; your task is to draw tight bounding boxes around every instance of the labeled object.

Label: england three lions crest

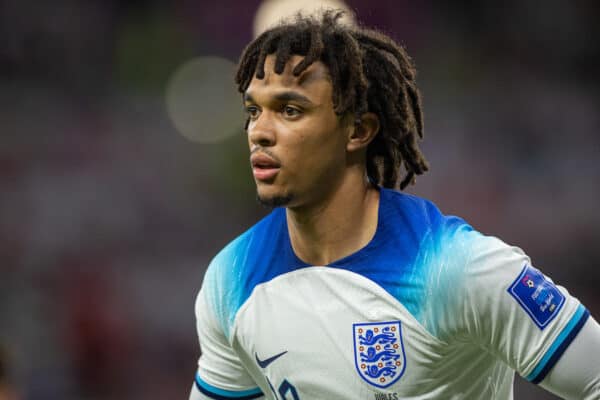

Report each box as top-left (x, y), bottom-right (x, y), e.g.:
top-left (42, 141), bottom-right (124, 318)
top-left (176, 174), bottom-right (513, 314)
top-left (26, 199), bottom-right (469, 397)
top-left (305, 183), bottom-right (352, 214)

top-left (352, 321), bottom-right (406, 388)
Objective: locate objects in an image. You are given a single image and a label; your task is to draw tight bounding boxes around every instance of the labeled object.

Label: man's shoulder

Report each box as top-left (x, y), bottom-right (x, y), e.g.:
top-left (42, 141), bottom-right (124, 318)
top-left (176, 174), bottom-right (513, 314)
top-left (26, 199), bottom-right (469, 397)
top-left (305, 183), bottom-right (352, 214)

top-left (385, 189), bottom-right (529, 289)
top-left (380, 188), bottom-right (469, 237)
top-left (200, 208), bottom-right (289, 336)
top-left (385, 189), bottom-right (514, 256)
top-left (209, 207), bottom-right (286, 269)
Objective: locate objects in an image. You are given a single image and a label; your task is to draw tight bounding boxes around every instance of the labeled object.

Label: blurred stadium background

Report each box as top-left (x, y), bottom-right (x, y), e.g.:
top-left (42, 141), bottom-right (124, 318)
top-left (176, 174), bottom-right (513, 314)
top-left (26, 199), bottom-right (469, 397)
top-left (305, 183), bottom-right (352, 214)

top-left (0, 0), bottom-right (598, 399)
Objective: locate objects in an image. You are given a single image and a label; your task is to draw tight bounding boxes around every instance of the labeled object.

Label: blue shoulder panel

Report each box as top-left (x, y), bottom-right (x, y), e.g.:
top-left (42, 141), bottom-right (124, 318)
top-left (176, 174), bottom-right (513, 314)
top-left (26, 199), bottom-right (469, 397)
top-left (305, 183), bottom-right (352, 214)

top-left (203, 188), bottom-right (477, 339)
top-left (203, 208), bottom-right (306, 339)
top-left (327, 188), bottom-right (476, 336)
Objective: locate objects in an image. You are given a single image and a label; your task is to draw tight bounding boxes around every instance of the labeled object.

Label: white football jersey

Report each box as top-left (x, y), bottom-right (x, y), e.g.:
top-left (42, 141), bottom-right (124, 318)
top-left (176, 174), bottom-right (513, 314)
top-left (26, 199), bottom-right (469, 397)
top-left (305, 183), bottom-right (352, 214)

top-left (191, 188), bottom-right (589, 400)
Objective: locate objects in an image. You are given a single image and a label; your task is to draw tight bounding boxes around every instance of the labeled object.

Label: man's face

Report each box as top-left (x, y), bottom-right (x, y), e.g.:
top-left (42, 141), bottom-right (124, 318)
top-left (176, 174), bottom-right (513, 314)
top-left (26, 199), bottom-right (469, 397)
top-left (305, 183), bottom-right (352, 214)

top-left (244, 54), bottom-right (351, 209)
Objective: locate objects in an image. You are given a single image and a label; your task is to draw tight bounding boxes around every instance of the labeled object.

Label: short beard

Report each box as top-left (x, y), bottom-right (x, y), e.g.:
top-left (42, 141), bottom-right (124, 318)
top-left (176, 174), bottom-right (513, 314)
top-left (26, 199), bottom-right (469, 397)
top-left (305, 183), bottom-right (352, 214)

top-left (256, 193), bottom-right (294, 208)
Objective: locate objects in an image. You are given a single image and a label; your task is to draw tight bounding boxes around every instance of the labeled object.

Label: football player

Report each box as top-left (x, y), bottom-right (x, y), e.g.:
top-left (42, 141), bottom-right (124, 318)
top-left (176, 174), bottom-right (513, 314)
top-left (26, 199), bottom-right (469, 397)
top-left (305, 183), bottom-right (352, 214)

top-left (190, 11), bottom-right (600, 400)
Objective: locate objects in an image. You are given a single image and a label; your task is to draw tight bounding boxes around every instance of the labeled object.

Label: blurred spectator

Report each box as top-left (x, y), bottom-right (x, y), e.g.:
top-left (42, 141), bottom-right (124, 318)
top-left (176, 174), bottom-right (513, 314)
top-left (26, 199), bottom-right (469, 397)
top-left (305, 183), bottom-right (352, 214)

top-left (0, 345), bottom-right (19, 400)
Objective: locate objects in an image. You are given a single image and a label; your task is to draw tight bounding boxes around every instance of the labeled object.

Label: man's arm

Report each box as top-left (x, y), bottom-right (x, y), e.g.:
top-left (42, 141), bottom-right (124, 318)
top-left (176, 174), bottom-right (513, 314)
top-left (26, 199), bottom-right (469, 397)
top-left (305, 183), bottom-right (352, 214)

top-left (190, 376), bottom-right (264, 400)
top-left (539, 316), bottom-right (600, 399)
top-left (189, 285), bottom-right (264, 400)
top-left (458, 231), bottom-right (600, 399)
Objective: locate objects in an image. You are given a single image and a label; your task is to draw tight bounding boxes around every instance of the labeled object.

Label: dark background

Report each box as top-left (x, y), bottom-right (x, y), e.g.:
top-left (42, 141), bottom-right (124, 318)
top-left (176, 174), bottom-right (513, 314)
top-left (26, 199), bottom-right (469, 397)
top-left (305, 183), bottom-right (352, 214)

top-left (0, 0), bottom-right (598, 399)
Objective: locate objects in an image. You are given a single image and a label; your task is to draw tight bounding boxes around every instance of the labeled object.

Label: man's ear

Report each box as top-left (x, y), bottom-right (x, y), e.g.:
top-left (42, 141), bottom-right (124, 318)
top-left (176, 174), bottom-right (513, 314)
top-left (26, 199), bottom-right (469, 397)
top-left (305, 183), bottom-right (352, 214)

top-left (347, 112), bottom-right (380, 152)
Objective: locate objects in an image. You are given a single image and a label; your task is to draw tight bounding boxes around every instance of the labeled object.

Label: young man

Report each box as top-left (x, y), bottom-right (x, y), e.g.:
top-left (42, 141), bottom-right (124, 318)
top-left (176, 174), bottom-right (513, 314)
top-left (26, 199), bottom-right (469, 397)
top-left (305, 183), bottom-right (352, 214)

top-left (190, 11), bottom-right (600, 400)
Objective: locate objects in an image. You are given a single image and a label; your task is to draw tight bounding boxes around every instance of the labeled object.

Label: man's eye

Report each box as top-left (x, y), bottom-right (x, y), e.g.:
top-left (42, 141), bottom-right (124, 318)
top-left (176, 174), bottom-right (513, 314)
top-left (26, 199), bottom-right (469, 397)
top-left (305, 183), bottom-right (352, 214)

top-left (245, 106), bottom-right (260, 119)
top-left (283, 106), bottom-right (301, 117)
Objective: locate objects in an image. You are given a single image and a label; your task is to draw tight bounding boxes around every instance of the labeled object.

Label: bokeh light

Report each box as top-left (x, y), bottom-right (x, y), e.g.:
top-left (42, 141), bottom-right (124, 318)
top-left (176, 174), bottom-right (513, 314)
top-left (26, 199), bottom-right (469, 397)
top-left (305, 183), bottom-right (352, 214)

top-left (165, 56), bottom-right (243, 144)
top-left (253, 0), bottom-right (354, 38)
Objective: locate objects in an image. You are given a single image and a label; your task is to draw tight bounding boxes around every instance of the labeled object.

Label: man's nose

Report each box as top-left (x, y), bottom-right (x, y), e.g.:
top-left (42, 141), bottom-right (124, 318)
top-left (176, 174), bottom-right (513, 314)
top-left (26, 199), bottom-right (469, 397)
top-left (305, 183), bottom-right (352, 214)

top-left (248, 112), bottom-right (276, 147)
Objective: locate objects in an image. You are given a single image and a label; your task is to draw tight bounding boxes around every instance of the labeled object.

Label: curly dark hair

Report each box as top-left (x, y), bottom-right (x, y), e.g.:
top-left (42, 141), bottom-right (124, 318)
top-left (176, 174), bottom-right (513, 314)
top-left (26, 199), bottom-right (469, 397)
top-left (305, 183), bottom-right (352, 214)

top-left (235, 10), bottom-right (428, 189)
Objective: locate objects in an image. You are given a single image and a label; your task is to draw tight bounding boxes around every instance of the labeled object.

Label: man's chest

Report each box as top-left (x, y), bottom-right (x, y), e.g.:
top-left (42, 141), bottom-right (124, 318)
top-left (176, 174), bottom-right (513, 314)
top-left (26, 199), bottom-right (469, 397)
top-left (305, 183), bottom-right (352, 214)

top-left (228, 268), bottom-right (502, 399)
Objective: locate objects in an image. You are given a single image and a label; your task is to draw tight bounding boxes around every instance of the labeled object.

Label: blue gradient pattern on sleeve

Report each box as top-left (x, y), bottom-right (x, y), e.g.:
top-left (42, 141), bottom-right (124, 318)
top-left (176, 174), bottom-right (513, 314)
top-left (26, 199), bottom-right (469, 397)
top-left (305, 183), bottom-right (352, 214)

top-left (326, 189), bottom-right (477, 338)
top-left (202, 207), bottom-right (307, 339)
top-left (414, 218), bottom-right (478, 337)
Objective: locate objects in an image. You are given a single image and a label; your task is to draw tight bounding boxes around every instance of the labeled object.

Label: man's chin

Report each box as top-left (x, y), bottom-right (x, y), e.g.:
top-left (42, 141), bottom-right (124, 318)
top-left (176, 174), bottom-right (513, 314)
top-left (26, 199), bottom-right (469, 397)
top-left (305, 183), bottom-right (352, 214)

top-left (256, 192), bottom-right (294, 208)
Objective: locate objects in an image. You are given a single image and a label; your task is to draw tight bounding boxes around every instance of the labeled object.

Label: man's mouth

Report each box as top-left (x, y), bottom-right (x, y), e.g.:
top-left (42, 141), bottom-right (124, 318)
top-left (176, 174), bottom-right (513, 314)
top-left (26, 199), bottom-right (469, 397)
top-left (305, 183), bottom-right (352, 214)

top-left (251, 153), bottom-right (281, 181)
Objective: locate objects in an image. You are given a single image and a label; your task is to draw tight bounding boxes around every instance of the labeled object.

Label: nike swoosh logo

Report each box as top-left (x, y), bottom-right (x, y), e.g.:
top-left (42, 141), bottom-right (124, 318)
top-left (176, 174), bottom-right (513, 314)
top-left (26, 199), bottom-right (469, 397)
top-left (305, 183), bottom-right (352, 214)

top-left (255, 350), bottom-right (288, 368)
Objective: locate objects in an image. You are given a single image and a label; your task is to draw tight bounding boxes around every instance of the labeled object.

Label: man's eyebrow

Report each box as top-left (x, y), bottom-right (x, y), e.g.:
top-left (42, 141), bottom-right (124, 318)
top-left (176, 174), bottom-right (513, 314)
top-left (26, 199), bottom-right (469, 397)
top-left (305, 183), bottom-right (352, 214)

top-left (243, 91), bottom-right (314, 105)
top-left (243, 90), bottom-right (314, 105)
top-left (274, 91), bottom-right (313, 104)
top-left (243, 92), bottom-right (255, 103)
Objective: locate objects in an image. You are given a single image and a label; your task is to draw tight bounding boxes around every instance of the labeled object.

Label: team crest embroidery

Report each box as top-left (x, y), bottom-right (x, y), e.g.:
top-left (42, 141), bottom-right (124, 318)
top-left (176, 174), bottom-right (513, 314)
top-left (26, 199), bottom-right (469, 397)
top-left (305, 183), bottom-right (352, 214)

top-left (352, 321), bottom-right (406, 388)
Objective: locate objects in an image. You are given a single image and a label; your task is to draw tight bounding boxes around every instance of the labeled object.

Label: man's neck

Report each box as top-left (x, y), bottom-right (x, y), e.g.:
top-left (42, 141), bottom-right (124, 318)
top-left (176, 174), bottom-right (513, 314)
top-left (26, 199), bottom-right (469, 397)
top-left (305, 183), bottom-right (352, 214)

top-left (285, 174), bottom-right (380, 266)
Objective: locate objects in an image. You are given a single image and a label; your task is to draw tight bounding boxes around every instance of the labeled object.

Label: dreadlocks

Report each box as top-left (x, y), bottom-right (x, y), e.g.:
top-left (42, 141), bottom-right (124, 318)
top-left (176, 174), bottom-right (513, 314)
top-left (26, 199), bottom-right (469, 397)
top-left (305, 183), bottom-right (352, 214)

top-left (235, 10), bottom-right (429, 189)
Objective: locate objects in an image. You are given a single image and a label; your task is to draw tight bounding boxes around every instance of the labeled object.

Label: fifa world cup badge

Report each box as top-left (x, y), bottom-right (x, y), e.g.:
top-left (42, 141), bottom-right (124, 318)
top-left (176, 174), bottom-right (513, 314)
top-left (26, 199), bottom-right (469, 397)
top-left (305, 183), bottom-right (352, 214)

top-left (353, 321), bottom-right (406, 388)
top-left (508, 264), bottom-right (565, 329)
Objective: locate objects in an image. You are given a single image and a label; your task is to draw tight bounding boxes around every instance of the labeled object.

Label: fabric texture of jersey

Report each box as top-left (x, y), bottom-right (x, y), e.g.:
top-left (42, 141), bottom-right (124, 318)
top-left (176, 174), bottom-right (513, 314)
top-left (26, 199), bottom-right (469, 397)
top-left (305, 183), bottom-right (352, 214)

top-left (191, 188), bottom-right (588, 400)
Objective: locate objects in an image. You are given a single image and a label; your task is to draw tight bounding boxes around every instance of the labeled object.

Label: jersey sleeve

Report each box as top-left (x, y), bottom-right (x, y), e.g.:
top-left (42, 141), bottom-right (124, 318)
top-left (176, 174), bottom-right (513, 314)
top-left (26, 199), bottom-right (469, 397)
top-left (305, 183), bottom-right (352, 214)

top-left (539, 315), bottom-right (600, 399)
top-left (190, 284), bottom-right (264, 400)
top-left (458, 231), bottom-right (590, 384)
